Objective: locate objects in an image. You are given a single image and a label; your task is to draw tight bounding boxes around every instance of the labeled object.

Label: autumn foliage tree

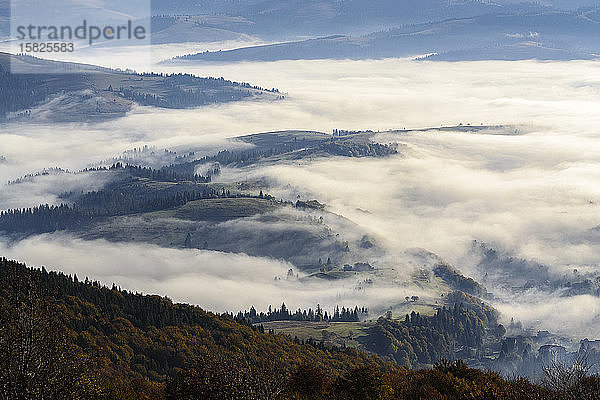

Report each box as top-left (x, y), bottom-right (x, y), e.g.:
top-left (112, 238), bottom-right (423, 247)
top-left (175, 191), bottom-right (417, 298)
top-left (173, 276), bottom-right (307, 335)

top-left (165, 353), bottom-right (287, 400)
top-left (287, 362), bottom-right (328, 400)
top-left (0, 272), bottom-right (89, 400)
top-left (0, 258), bottom-right (589, 400)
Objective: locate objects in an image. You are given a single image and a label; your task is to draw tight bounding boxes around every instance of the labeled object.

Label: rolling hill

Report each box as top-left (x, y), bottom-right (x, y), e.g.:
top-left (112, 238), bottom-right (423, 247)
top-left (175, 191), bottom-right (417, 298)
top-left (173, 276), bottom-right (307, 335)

top-left (0, 53), bottom-right (281, 123)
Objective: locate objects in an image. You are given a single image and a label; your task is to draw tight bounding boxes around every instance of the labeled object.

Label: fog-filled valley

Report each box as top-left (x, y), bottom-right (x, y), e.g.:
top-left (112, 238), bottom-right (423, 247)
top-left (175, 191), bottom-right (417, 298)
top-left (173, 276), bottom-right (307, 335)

top-left (3, 57), bottom-right (600, 342)
top-left (3, 0), bottom-right (600, 392)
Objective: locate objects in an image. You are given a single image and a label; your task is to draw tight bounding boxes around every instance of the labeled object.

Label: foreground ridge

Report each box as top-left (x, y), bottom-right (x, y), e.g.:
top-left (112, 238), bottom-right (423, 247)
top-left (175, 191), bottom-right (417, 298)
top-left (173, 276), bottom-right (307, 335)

top-left (1, 257), bottom-right (598, 399)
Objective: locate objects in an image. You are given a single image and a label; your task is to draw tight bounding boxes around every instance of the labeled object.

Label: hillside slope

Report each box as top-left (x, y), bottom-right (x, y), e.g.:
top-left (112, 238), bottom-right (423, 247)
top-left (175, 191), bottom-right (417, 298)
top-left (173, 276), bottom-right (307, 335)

top-left (0, 53), bottom-right (281, 123)
top-left (2, 257), bottom-right (594, 399)
top-left (0, 257), bottom-right (381, 398)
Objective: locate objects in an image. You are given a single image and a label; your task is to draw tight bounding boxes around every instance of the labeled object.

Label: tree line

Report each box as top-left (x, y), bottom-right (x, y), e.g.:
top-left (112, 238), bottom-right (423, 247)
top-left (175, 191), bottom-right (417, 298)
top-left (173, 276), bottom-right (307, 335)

top-left (84, 162), bottom-right (213, 182)
top-left (234, 303), bottom-right (370, 324)
top-left (0, 163), bottom-right (263, 234)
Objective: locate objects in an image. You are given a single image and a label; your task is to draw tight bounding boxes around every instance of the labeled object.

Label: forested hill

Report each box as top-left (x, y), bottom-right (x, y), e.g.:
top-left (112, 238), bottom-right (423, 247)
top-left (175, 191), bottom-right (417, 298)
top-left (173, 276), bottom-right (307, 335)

top-left (0, 257), bottom-right (381, 398)
top-left (162, 130), bottom-right (399, 177)
top-left (1, 257), bottom-right (592, 399)
top-left (0, 53), bottom-right (281, 123)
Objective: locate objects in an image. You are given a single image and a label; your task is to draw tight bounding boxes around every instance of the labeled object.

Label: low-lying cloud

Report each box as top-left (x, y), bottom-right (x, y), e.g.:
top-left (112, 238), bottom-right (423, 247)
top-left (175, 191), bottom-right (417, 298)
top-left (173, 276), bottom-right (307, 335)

top-left (0, 169), bottom-right (113, 211)
top-left (0, 233), bottom-right (427, 314)
top-left (3, 55), bottom-right (600, 338)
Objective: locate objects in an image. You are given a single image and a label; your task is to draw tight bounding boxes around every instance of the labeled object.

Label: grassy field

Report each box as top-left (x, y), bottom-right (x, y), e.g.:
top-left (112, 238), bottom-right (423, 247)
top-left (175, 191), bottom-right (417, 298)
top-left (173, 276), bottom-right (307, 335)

top-left (144, 197), bottom-right (281, 221)
top-left (257, 276), bottom-right (451, 349)
top-left (81, 197), bottom-right (283, 246)
top-left (239, 130), bottom-right (329, 148)
top-left (259, 320), bottom-right (373, 348)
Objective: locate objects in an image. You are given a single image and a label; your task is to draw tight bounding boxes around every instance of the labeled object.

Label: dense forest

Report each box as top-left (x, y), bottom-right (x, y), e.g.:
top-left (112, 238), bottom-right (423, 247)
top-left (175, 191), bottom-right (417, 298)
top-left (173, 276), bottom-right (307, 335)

top-left (360, 290), bottom-right (501, 370)
top-left (0, 163), bottom-right (261, 235)
top-left (367, 303), bottom-right (489, 368)
top-left (1, 257), bottom-right (598, 399)
top-left (0, 66), bottom-right (49, 118)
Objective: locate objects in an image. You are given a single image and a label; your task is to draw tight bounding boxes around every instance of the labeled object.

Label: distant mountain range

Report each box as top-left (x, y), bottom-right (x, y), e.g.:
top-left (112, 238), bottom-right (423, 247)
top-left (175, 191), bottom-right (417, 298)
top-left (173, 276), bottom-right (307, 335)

top-left (174, 11), bottom-right (600, 62)
top-left (3, 0), bottom-right (600, 61)
top-left (0, 0), bottom-right (566, 40)
top-left (147, 0), bottom-right (554, 38)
